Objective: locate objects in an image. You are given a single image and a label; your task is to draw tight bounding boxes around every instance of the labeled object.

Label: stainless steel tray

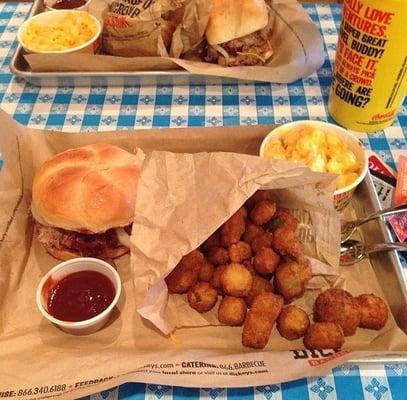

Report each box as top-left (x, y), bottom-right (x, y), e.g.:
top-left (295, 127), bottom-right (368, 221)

top-left (346, 171), bottom-right (407, 363)
top-left (354, 173), bottom-right (407, 332)
top-left (10, 0), bottom-right (244, 86)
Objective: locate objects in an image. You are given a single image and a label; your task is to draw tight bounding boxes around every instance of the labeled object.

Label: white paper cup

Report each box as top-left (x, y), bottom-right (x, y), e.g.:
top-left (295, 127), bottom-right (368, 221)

top-left (17, 10), bottom-right (101, 55)
top-left (259, 120), bottom-right (368, 211)
top-left (36, 257), bottom-right (121, 335)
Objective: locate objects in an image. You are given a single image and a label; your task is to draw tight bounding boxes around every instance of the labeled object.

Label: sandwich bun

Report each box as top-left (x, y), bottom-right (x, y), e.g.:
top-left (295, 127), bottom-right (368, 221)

top-left (206, 0), bottom-right (269, 45)
top-left (32, 143), bottom-right (142, 233)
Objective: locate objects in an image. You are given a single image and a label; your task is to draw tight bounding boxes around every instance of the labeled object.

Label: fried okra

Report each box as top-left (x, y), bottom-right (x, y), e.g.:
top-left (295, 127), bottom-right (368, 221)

top-left (220, 207), bottom-right (246, 247)
top-left (277, 305), bottom-right (310, 340)
top-left (242, 292), bottom-right (283, 349)
top-left (251, 232), bottom-right (273, 253)
top-left (243, 223), bottom-right (265, 244)
top-left (273, 227), bottom-right (305, 263)
top-left (314, 288), bottom-right (361, 336)
top-left (229, 241), bottom-right (252, 263)
top-left (218, 296), bottom-right (247, 326)
top-left (220, 263), bottom-right (253, 297)
top-left (198, 258), bottom-right (215, 282)
top-left (356, 293), bottom-right (388, 330)
top-left (245, 275), bottom-right (274, 307)
top-left (242, 260), bottom-right (257, 276)
top-left (249, 291), bottom-right (284, 317)
top-left (245, 190), bottom-right (269, 210)
top-left (207, 246), bottom-right (230, 265)
top-left (165, 250), bottom-right (204, 294)
top-left (250, 200), bottom-right (277, 226)
top-left (274, 261), bottom-right (312, 301)
top-left (187, 282), bottom-right (218, 313)
top-left (268, 208), bottom-right (299, 232)
top-left (253, 247), bottom-right (280, 275)
top-left (303, 322), bottom-right (345, 350)
top-left (210, 264), bottom-right (227, 292)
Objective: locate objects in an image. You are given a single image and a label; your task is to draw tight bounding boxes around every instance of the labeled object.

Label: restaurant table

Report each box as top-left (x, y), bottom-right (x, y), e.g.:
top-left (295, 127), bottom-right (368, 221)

top-left (1, 2), bottom-right (407, 400)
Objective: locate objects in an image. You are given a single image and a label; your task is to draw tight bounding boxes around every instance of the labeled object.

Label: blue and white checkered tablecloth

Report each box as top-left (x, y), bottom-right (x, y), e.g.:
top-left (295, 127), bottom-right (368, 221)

top-left (0, 2), bottom-right (407, 400)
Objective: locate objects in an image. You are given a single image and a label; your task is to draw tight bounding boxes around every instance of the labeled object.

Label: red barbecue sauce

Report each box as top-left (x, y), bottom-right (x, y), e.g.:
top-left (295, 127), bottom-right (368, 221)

top-left (51, 0), bottom-right (87, 9)
top-left (47, 271), bottom-right (115, 322)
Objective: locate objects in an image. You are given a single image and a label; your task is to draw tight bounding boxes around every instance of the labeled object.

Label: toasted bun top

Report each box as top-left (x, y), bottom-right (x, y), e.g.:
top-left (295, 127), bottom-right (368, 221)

top-left (32, 143), bottom-right (142, 233)
top-left (206, 0), bottom-right (269, 45)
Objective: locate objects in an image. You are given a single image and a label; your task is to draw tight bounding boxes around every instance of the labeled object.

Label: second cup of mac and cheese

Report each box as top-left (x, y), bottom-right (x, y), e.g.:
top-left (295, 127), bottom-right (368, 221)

top-left (18, 10), bottom-right (101, 54)
top-left (260, 120), bottom-right (368, 211)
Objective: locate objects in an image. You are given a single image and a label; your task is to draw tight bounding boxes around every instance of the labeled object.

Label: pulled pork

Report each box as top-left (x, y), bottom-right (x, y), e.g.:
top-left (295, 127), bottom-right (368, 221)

top-left (35, 222), bottom-right (130, 258)
top-left (205, 28), bottom-right (273, 66)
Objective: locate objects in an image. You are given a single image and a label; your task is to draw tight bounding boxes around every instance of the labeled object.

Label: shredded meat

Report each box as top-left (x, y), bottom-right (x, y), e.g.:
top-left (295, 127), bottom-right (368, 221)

top-left (205, 28), bottom-right (273, 66)
top-left (35, 222), bottom-right (129, 258)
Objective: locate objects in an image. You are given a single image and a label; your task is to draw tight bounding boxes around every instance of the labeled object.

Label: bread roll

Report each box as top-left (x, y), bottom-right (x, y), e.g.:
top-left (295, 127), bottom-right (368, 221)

top-left (32, 143), bottom-right (142, 233)
top-left (206, 0), bottom-right (269, 45)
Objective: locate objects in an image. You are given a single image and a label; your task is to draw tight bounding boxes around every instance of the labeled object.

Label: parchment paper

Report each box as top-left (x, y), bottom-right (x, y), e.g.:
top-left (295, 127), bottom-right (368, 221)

top-left (23, 0), bottom-right (325, 83)
top-left (0, 109), bottom-right (406, 400)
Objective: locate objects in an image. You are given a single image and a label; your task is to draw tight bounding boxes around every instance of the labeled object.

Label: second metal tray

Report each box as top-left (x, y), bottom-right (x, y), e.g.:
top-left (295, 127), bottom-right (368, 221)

top-left (10, 0), bottom-right (247, 86)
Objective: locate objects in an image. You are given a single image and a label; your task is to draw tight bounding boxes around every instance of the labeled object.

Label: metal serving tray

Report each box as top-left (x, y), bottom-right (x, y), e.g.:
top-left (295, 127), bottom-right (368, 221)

top-left (346, 171), bottom-right (407, 363)
top-left (10, 0), bottom-right (243, 87)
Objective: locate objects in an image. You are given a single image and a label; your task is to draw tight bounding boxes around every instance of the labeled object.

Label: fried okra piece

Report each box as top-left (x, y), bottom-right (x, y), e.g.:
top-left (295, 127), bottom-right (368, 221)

top-left (198, 258), bottom-right (215, 282)
top-left (303, 322), bottom-right (345, 350)
top-left (356, 293), bottom-right (388, 330)
top-left (187, 282), bottom-right (218, 313)
top-left (245, 275), bottom-right (274, 307)
top-left (268, 208), bottom-right (300, 232)
top-left (249, 292), bottom-right (284, 317)
top-left (220, 207), bottom-right (247, 247)
top-left (210, 265), bottom-right (227, 293)
top-left (251, 232), bottom-right (273, 253)
top-left (242, 260), bottom-right (257, 276)
top-left (201, 230), bottom-right (221, 252)
top-left (242, 292), bottom-right (284, 349)
top-left (218, 296), bottom-right (247, 326)
top-left (165, 250), bottom-right (204, 294)
top-left (229, 241), bottom-right (252, 263)
top-left (207, 246), bottom-right (230, 265)
top-left (245, 190), bottom-right (269, 210)
top-left (272, 227), bottom-right (305, 263)
top-left (277, 305), bottom-right (310, 340)
top-left (250, 200), bottom-right (277, 226)
top-left (314, 288), bottom-right (361, 336)
top-left (253, 247), bottom-right (281, 275)
top-left (243, 222), bottom-right (265, 244)
top-left (220, 263), bottom-right (253, 297)
top-left (274, 261), bottom-right (312, 301)
top-left (242, 313), bottom-right (274, 349)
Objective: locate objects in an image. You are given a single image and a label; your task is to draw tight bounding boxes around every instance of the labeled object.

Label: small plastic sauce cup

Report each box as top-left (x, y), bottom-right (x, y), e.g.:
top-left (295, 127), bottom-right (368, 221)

top-left (36, 257), bottom-right (121, 335)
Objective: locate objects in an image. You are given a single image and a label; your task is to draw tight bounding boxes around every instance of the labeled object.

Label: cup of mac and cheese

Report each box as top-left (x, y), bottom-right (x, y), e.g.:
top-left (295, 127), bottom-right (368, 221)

top-left (260, 120), bottom-right (368, 211)
top-left (18, 10), bottom-right (101, 54)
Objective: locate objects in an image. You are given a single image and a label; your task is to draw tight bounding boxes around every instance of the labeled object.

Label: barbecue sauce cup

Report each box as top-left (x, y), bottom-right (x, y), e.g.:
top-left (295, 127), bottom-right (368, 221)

top-left (36, 257), bottom-right (121, 335)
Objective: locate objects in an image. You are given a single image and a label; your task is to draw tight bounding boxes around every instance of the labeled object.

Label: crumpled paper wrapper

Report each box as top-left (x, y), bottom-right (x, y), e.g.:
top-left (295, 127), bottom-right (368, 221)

top-left (0, 109), bottom-right (406, 400)
top-left (132, 150), bottom-right (340, 334)
top-left (24, 0), bottom-right (325, 83)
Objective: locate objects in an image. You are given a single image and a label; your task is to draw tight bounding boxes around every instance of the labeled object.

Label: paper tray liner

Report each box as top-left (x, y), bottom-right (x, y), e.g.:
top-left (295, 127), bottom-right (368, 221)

top-left (0, 109), bottom-right (406, 400)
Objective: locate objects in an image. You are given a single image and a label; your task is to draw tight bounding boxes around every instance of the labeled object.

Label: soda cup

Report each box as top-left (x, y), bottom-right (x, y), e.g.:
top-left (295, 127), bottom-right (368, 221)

top-left (328, 0), bottom-right (407, 132)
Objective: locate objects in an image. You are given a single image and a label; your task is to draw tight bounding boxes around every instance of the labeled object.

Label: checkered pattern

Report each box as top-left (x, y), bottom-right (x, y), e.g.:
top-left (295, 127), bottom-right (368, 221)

top-left (78, 363), bottom-right (407, 400)
top-left (0, 3), bottom-right (406, 400)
